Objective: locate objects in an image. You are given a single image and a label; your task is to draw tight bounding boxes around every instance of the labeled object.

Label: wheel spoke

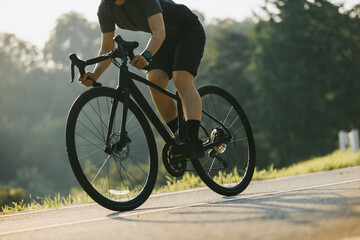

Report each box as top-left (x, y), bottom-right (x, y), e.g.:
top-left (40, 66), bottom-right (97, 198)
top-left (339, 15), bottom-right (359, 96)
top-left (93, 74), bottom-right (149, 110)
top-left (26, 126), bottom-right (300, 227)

top-left (78, 148), bottom-right (103, 160)
top-left (91, 155), bottom-right (111, 185)
top-left (80, 108), bottom-right (106, 142)
top-left (222, 106), bottom-right (234, 125)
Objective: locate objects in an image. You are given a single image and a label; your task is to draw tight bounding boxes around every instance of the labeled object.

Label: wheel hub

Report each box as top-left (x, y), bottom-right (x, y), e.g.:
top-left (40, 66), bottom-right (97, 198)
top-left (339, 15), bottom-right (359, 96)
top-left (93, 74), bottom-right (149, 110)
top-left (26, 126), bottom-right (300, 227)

top-left (210, 127), bottom-right (227, 154)
top-left (108, 132), bottom-right (130, 161)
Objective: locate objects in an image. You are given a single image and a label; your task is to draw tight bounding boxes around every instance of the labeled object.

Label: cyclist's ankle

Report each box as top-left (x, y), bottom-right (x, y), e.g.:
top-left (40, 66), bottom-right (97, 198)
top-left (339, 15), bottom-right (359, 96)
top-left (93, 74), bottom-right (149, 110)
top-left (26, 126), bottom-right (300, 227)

top-left (185, 119), bottom-right (200, 140)
top-left (166, 117), bottom-right (178, 134)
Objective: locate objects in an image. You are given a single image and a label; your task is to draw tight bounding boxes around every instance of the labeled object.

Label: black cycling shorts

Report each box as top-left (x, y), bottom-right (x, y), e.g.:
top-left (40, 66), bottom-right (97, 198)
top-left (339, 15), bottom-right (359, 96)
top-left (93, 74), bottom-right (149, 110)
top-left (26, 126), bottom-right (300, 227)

top-left (148, 19), bottom-right (206, 79)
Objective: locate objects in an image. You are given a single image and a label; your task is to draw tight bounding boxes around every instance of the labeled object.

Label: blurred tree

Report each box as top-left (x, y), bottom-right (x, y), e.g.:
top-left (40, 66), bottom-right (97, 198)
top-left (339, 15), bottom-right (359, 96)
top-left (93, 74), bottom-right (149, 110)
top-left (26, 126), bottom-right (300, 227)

top-left (192, 10), bottom-right (206, 24)
top-left (43, 12), bottom-right (101, 67)
top-left (0, 31), bottom-right (79, 196)
top-left (249, 0), bottom-right (360, 168)
top-left (10, 167), bottom-right (55, 199)
top-left (0, 33), bottom-right (41, 76)
top-left (197, 19), bottom-right (255, 112)
top-left (0, 34), bottom-right (42, 181)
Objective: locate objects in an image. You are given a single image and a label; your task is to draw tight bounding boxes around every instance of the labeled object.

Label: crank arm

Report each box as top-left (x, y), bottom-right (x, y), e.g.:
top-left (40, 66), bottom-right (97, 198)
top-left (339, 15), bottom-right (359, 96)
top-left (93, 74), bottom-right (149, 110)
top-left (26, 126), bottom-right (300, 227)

top-left (215, 155), bottom-right (228, 168)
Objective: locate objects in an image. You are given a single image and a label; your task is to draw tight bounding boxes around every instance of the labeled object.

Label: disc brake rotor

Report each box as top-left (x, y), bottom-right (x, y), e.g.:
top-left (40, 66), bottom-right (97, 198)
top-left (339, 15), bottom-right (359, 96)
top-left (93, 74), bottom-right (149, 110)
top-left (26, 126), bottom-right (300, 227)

top-left (109, 132), bottom-right (130, 161)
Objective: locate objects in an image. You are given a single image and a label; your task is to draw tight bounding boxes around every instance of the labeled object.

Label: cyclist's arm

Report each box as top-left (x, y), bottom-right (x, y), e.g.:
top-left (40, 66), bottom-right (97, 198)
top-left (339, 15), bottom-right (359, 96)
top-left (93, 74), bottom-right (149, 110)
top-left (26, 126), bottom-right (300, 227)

top-left (93, 31), bottom-right (115, 79)
top-left (144, 13), bottom-right (165, 55)
top-left (130, 13), bottom-right (165, 69)
top-left (78, 31), bottom-right (115, 86)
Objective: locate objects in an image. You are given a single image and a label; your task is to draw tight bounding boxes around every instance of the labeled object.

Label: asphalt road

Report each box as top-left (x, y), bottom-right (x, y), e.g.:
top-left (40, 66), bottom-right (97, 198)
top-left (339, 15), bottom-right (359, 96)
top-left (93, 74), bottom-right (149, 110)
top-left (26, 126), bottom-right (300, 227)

top-left (1, 166), bottom-right (360, 240)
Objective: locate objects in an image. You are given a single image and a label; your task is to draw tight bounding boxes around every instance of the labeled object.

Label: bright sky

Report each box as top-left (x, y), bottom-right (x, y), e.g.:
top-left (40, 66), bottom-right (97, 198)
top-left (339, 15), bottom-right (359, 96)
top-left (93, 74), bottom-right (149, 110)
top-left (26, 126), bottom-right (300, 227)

top-left (0, 0), bottom-right (356, 48)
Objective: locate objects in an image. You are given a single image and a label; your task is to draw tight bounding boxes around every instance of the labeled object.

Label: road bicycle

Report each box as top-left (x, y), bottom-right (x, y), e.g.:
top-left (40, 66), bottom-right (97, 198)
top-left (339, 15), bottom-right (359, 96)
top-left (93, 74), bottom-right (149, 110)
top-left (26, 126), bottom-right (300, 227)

top-left (66, 35), bottom-right (256, 211)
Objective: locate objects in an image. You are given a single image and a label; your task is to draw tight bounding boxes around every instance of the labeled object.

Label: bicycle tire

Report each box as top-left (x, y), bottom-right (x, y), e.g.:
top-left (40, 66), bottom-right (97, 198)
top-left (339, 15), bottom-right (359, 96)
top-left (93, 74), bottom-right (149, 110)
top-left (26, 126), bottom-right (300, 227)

top-left (66, 87), bottom-right (158, 211)
top-left (192, 85), bottom-right (255, 196)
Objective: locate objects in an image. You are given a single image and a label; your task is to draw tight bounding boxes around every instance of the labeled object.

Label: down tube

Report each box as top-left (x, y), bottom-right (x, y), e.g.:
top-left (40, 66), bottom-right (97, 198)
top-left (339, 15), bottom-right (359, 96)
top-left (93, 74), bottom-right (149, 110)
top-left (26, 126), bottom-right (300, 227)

top-left (128, 80), bottom-right (174, 144)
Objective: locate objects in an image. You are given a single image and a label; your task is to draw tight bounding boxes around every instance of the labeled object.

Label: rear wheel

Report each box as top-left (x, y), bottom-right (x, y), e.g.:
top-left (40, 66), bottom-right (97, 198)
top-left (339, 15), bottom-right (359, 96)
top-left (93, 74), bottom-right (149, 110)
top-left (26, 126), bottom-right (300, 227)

top-left (66, 87), bottom-right (157, 211)
top-left (192, 85), bottom-right (255, 196)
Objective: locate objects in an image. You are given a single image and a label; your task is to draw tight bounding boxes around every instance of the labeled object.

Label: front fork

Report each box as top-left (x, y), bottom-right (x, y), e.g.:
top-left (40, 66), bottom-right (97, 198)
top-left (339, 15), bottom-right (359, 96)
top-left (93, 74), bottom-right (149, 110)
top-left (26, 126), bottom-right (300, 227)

top-left (105, 64), bottom-right (131, 154)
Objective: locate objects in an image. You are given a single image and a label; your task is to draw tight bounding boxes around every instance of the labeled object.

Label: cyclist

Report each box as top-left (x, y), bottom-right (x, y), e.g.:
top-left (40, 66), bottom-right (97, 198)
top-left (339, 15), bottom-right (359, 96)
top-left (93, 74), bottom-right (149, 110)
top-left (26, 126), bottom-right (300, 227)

top-left (78, 0), bottom-right (206, 158)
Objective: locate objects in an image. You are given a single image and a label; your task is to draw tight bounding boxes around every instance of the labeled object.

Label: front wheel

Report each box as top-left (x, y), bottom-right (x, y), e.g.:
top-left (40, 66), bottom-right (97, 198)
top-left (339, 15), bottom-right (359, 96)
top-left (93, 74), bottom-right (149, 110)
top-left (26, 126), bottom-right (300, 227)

top-left (66, 87), bottom-right (158, 211)
top-left (192, 85), bottom-right (255, 196)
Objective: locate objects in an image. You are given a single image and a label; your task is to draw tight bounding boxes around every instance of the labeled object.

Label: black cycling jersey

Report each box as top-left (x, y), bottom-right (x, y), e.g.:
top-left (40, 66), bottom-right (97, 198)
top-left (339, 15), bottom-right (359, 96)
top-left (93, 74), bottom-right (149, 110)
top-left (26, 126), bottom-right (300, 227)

top-left (98, 0), bottom-right (199, 39)
top-left (98, 0), bottom-right (206, 78)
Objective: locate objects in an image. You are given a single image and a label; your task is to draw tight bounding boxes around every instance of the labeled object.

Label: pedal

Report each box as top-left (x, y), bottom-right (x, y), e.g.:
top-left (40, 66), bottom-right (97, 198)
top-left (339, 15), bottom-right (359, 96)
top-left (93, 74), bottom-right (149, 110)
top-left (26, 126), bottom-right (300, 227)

top-left (170, 153), bottom-right (186, 164)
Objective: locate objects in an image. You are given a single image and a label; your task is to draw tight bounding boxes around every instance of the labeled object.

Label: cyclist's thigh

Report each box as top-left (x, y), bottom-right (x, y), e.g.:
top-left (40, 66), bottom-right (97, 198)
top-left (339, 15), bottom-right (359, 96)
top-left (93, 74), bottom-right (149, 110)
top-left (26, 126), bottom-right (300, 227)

top-left (148, 38), bottom-right (176, 80)
top-left (173, 22), bottom-right (206, 78)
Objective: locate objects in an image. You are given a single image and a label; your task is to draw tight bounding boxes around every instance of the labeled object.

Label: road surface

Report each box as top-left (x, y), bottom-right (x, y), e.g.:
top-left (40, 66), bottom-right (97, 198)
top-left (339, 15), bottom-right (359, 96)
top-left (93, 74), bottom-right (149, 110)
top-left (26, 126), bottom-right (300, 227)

top-left (1, 166), bottom-right (360, 240)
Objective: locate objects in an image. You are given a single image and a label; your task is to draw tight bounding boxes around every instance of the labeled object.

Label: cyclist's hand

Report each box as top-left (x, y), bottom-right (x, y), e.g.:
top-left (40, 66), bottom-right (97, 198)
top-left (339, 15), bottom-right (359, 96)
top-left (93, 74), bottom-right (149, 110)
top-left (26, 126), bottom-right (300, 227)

top-left (130, 55), bottom-right (148, 70)
top-left (78, 72), bottom-right (97, 87)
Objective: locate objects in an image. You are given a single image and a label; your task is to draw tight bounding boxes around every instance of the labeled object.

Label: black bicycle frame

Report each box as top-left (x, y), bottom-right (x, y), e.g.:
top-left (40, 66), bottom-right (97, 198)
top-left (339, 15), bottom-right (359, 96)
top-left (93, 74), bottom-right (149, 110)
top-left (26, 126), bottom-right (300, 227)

top-left (112, 61), bottom-right (232, 152)
top-left (113, 62), bottom-right (179, 147)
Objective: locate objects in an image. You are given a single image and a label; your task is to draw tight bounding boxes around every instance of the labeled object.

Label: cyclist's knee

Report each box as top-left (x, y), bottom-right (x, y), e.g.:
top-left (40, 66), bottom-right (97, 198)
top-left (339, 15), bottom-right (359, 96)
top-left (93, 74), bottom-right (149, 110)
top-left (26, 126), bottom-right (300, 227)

top-left (173, 71), bottom-right (195, 95)
top-left (147, 69), bottom-right (169, 89)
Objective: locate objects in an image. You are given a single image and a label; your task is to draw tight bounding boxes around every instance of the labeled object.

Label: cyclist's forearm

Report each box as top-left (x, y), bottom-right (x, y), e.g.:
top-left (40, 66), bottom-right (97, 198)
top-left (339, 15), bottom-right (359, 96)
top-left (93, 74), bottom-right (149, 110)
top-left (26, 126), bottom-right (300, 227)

top-left (92, 49), bottom-right (112, 80)
top-left (144, 31), bottom-right (165, 55)
top-left (145, 13), bottom-right (165, 55)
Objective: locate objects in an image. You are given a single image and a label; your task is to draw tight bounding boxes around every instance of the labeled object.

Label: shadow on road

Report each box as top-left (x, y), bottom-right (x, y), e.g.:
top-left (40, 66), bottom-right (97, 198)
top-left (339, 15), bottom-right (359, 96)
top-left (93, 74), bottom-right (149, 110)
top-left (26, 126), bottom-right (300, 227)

top-left (106, 186), bottom-right (360, 225)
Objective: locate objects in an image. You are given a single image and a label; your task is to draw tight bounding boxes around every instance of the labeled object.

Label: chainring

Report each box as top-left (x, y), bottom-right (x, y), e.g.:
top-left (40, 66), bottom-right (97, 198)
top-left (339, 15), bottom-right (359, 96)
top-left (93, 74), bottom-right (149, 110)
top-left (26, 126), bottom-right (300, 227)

top-left (162, 143), bottom-right (186, 178)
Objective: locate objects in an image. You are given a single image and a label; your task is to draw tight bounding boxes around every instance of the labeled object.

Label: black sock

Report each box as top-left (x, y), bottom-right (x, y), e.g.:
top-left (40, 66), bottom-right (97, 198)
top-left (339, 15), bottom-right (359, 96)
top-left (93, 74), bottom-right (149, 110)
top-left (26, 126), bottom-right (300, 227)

top-left (166, 117), bottom-right (178, 134)
top-left (186, 120), bottom-right (200, 140)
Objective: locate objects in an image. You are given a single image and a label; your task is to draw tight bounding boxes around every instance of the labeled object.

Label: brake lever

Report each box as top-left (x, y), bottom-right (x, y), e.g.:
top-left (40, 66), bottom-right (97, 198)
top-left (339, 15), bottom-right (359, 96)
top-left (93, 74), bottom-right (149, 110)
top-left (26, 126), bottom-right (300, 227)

top-left (70, 62), bottom-right (75, 83)
top-left (69, 53), bottom-right (102, 87)
top-left (90, 79), bottom-right (102, 87)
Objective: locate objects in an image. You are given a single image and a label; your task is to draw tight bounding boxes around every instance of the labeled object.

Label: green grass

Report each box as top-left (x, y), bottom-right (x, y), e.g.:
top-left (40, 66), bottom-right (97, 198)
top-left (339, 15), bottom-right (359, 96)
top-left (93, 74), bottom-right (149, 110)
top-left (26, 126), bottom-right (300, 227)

top-left (253, 149), bottom-right (360, 180)
top-left (155, 172), bottom-right (205, 193)
top-left (1, 149), bottom-right (359, 214)
top-left (155, 149), bottom-right (360, 192)
top-left (0, 193), bottom-right (92, 214)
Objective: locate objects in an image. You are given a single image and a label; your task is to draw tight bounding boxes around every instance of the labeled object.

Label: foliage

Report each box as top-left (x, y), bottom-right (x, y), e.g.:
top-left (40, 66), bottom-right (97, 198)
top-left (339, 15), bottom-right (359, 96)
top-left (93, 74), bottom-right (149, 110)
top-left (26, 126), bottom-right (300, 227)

top-left (198, 19), bottom-right (255, 113)
top-left (248, 0), bottom-right (360, 168)
top-left (0, 186), bottom-right (25, 208)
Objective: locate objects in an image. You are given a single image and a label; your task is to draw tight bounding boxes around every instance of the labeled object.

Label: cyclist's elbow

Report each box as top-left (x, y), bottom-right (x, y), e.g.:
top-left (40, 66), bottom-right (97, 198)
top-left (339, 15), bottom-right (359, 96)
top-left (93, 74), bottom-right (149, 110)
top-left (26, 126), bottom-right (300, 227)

top-left (99, 47), bottom-right (114, 56)
top-left (100, 32), bottom-right (115, 55)
top-left (155, 29), bottom-right (166, 43)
